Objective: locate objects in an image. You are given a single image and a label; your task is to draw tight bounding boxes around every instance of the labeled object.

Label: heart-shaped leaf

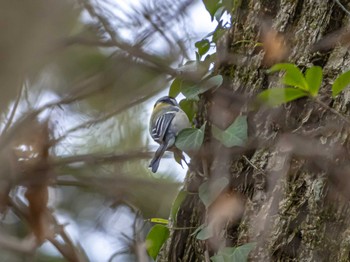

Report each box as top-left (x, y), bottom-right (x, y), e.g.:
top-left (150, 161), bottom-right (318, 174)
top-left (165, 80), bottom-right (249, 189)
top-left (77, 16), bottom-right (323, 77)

top-left (175, 123), bottom-right (206, 152)
top-left (199, 177), bottom-right (229, 207)
top-left (212, 116), bottom-right (247, 147)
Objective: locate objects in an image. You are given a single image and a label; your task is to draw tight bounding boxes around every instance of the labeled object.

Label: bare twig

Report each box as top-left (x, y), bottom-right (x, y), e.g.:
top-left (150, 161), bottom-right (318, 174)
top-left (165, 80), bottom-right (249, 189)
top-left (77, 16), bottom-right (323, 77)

top-left (2, 82), bottom-right (24, 135)
top-left (54, 85), bottom-right (160, 144)
top-left (312, 97), bottom-right (350, 126)
top-left (52, 150), bottom-right (153, 166)
top-left (334, 0), bottom-right (350, 16)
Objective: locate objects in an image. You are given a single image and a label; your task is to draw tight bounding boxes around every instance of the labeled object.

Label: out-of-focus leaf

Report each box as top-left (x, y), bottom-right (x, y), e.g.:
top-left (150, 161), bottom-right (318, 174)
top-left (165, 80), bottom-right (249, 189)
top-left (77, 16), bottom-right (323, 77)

top-left (210, 243), bottom-right (256, 262)
top-left (202, 0), bottom-right (221, 21)
top-left (181, 75), bottom-right (222, 100)
top-left (169, 78), bottom-right (182, 98)
top-left (332, 70), bottom-right (350, 97)
top-left (179, 99), bottom-right (197, 122)
top-left (191, 224), bottom-right (205, 236)
top-left (212, 116), bottom-right (247, 147)
top-left (305, 66), bottom-right (323, 96)
top-left (198, 177), bottom-right (229, 207)
top-left (196, 225), bottom-right (213, 240)
top-left (175, 123), bottom-right (206, 152)
top-left (170, 190), bottom-right (187, 222)
top-left (269, 63), bottom-right (308, 91)
top-left (150, 218), bottom-right (169, 225)
top-left (257, 87), bottom-right (308, 107)
top-left (206, 75), bottom-right (223, 87)
top-left (195, 39), bottom-right (211, 56)
top-left (146, 225), bottom-right (170, 260)
top-left (214, 6), bottom-right (226, 22)
top-left (212, 21), bottom-right (227, 43)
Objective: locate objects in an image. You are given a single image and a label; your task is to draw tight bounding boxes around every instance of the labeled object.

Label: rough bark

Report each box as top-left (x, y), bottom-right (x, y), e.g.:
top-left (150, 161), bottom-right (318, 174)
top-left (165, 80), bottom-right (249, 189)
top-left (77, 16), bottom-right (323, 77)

top-left (161, 1), bottom-right (350, 261)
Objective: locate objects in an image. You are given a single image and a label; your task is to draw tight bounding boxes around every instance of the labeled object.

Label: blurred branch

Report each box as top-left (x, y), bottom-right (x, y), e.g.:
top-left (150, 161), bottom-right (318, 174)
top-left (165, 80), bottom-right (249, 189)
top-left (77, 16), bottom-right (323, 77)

top-left (54, 82), bottom-right (160, 144)
top-left (52, 150), bottom-right (153, 166)
top-left (0, 234), bottom-right (36, 254)
top-left (78, 0), bottom-right (179, 77)
top-left (2, 82), bottom-right (24, 135)
top-left (9, 197), bottom-right (88, 262)
top-left (0, 71), bottom-right (114, 152)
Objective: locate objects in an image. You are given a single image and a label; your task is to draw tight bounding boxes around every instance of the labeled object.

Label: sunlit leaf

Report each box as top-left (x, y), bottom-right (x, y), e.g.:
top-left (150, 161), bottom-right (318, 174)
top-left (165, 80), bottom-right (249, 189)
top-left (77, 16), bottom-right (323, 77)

top-left (146, 225), bottom-right (170, 260)
top-left (332, 70), bottom-right (350, 97)
top-left (199, 177), bottom-right (229, 207)
top-left (305, 66), bottom-right (322, 96)
top-left (150, 218), bottom-right (169, 225)
top-left (175, 123), bottom-right (206, 152)
top-left (195, 39), bottom-right (211, 56)
top-left (211, 116), bottom-right (247, 147)
top-left (181, 75), bottom-right (223, 100)
top-left (169, 78), bottom-right (182, 98)
top-left (170, 190), bottom-right (187, 222)
top-left (257, 87), bottom-right (308, 107)
top-left (269, 63), bottom-right (308, 91)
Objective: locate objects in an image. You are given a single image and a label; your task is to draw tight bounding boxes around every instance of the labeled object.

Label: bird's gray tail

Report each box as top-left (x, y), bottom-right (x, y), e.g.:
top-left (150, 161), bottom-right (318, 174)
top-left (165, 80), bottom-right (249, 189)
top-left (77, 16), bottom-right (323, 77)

top-left (149, 142), bottom-right (168, 173)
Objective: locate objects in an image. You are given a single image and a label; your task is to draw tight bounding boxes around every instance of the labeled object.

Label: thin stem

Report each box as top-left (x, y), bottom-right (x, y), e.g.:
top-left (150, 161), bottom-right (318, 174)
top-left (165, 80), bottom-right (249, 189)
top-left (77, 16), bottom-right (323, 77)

top-left (2, 82), bottom-right (24, 135)
top-left (312, 97), bottom-right (350, 126)
top-left (334, 0), bottom-right (350, 16)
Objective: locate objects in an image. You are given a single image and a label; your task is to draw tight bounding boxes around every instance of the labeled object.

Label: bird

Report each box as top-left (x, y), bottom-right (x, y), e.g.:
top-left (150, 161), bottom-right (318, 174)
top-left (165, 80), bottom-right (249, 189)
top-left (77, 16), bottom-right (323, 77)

top-left (149, 96), bottom-right (190, 173)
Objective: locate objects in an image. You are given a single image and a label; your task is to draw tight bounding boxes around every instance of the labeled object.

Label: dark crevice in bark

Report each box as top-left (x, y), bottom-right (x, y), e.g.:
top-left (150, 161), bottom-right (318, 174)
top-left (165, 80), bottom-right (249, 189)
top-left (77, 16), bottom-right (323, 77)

top-left (260, 0), bottom-right (280, 18)
top-left (286, 0), bottom-right (304, 31)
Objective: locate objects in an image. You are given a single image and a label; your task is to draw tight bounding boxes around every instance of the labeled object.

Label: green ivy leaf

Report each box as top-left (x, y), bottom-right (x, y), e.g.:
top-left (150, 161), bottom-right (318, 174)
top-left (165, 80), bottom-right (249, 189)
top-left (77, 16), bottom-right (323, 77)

top-left (191, 224), bottom-right (205, 236)
top-left (169, 78), bottom-right (182, 98)
top-left (212, 21), bottom-right (227, 43)
top-left (202, 0), bottom-right (221, 21)
top-left (332, 70), bottom-right (350, 97)
top-left (195, 39), bottom-right (211, 56)
top-left (210, 254), bottom-right (227, 262)
top-left (269, 63), bottom-right (308, 91)
top-left (257, 87), bottom-right (308, 107)
top-left (175, 123), bottom-right (206, 152)
top-left (205, 75), bottom-right (223, 87)
top-left (211, 243), bottom-right (256, 262)
top-left (199, 177), bottom-right (229, 207)
top-left (212, 116), bottom-right (247, 147)
top-left (214, 6), bottom-right (225, 22)
top-left (181, 75), bottom-right (222, 100)
top-left (181, 83), bottom-right (200, 100)
top-left (179, 99), bottom-right (197, 122)
top-left (146, 225), bottom-right (170, 260)
top-left (196, 225), bottom-right (214, 240)
top-left (170, 190), bottom-right (187, 222)
top-left (230, 243), bottom-right (256, 261)
top-left (305, 66), bottom-right (322, 97)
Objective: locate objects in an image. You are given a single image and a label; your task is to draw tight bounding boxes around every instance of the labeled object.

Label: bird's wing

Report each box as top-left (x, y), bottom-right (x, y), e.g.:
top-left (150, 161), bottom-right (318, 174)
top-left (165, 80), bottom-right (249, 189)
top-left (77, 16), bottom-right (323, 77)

top-left (151, 108), bottom-right (179, 143)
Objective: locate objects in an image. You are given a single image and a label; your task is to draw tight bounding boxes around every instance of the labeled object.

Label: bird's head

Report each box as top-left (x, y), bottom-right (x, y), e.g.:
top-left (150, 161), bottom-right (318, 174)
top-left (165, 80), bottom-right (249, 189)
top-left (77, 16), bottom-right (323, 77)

top-left (153, 96), bottom-right (178, 108)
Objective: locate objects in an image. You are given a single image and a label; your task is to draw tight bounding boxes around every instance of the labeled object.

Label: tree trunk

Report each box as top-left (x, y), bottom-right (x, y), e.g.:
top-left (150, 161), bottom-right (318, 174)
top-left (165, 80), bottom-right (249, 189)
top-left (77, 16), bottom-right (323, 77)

top-left (161, 1), bottom-right (350, 261)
